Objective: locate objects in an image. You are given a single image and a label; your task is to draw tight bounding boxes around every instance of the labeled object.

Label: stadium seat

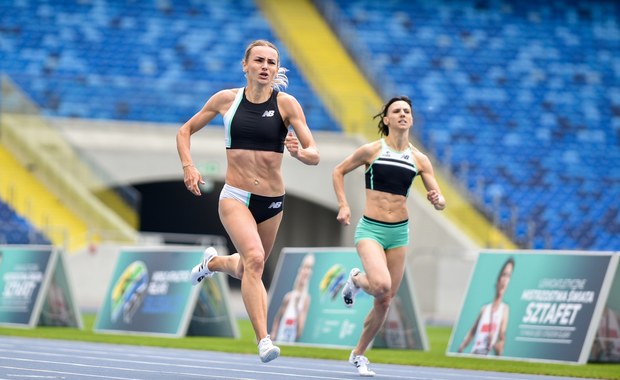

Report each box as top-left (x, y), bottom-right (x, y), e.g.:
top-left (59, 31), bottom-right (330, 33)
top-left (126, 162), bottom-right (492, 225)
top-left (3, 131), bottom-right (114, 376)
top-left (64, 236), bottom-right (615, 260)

top-left (0, 200), bottom-right (51, 245)
top-left (326, 0), bottom-right (619, 250)
top-left (0, 0), bottom-right (337, 129)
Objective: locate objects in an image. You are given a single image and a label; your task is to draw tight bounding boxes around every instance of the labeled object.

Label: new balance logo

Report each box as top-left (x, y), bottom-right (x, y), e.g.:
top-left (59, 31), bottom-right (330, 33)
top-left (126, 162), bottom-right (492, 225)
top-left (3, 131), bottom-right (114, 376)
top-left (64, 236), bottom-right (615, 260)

top-left (262, 110), bottom-right (275, 117)
top-left (268, 201), bottom-right (282, 209)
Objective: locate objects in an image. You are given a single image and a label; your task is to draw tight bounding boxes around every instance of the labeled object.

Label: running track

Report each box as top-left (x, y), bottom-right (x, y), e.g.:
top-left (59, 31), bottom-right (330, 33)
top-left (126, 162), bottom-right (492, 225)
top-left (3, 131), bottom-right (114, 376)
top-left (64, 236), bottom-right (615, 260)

top-left (0, 337), bottom-right (597, 380)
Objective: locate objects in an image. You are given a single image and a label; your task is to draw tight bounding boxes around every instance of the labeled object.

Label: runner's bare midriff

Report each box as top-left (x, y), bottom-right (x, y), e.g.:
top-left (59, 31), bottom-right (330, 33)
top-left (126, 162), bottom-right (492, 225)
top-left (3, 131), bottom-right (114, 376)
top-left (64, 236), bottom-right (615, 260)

top-left (364, 189), bottom-right (409, 222)
top-left (226, 149), bottom-right (284, 196)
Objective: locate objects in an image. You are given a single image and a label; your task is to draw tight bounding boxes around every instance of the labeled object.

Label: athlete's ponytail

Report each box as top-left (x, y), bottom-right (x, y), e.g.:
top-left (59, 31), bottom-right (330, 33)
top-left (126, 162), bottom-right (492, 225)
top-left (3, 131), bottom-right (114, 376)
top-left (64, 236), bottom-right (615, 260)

top-left (273, 67), bottom-right (289, 91)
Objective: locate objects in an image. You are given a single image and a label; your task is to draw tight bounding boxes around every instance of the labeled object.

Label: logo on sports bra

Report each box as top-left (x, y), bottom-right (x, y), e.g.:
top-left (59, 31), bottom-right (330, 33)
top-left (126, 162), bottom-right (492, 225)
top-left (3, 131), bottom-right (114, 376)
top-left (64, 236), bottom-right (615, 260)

top-left (262, 110), bottom-right (275, 117)
top-left (268, 201), bottom-right (282, 209)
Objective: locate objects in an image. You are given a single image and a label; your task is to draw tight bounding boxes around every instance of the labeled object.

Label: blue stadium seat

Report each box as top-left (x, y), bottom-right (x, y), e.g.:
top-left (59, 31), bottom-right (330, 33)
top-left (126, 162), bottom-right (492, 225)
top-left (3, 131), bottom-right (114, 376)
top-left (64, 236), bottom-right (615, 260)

top-left (0, 0), bottom-right (337, 130)
top-left (327, 0), bottom-right (619, 251)
top-left (0, 200), bottom-right (51, 245)
top-left (2, 0), bottom-right (618, 250)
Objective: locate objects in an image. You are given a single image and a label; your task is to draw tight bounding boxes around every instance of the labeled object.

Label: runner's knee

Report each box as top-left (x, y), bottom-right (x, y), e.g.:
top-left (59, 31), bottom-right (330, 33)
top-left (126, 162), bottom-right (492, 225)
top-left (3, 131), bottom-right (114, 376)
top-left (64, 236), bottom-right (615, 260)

top-left (369, 279), bottom-right (391, 298)
top-left (242, 249), bottom-right (265, 275)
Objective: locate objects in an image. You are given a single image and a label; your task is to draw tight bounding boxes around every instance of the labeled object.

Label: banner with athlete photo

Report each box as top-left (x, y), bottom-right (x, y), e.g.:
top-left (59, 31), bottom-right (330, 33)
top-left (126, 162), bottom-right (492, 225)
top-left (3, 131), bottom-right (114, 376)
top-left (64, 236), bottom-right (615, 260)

top-left (38, 249), bottom-right (83, 328)
top-left (589, 258), bottom-right (620, 363)
top-left (447, 250), bottom-right (618, 364)
top-left (0, 245), bottom-right (81, 328)
top-left (372, 266), bottom-right (429, 350)
top-left (267, 247), bottom-right (428, 350)
top-left (95, 246), bottom-right (238, 338)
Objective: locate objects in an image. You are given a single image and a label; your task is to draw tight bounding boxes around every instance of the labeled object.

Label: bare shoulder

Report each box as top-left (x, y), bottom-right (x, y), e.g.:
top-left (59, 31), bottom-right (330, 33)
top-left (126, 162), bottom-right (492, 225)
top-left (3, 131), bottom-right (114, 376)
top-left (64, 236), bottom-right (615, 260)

top-left (275, 91), bottom-right (306, 127)
top-left (410, 144), bottom-right (432, 168)
top-left (276, 90), bottom-right (300, 110)
top-left (364, 140), bottom-right (382, 153)
top-left (212, 88), bottom-right (238, 103)
top-left (206, 88), bottom-right (238, 112)
top-left (276, 90), bottom-right (295, 101)
top-left (355, 140), bottom-right (382, 162)
top-left (411, 146), bottom-right (429, 161)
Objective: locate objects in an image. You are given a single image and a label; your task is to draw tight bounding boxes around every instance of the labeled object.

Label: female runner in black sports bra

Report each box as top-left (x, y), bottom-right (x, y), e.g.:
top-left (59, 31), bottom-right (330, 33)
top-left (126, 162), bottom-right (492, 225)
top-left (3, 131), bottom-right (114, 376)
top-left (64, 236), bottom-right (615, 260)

top-left (176, 39), bottom-right (319, 364)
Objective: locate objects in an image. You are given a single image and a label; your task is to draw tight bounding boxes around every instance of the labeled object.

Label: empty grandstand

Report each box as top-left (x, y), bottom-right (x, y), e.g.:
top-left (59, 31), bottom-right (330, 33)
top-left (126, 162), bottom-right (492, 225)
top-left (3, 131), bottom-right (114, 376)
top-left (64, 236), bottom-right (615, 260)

top-left (2, 0), bottom-right (617, 252)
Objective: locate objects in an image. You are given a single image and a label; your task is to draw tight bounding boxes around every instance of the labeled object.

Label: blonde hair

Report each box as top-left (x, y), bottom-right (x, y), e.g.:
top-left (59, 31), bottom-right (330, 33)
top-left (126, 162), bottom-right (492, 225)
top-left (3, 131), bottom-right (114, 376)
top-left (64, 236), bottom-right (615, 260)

top-left (243, 39), bottom-right (289, 91)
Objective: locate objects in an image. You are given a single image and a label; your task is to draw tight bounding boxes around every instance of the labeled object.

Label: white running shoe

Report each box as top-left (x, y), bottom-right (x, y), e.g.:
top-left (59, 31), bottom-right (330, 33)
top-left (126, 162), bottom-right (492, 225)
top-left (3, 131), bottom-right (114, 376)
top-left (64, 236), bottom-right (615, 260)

top-left (349, 350), bottom-right (376, 377)
top-left (258, 335), bottom-right (280, 363)
top-left (342, 268), bottom-right (361, 308)
top-left (190, 247), bottom-right (217, 285)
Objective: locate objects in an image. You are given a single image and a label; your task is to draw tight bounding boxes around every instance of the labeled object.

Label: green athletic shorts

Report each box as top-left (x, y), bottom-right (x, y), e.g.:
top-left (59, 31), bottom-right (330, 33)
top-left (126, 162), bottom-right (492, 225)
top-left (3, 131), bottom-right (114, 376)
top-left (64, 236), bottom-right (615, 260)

top-left (354, 215), bottom-right (409, 250)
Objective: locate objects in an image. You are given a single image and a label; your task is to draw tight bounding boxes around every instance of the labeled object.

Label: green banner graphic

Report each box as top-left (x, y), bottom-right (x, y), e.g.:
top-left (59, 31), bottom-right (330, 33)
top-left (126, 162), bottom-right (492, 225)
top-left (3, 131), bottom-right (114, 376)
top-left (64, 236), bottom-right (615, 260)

top-left (0, 245), bottom-right (80, 328)
top-left (0, 245), bottom-right (54, 327)
top-left (187, 272), bottom-right (239, 338)
top-left (95, 246), bottom-right (237, 338)
top-left (448, 250), bottom-right (618, 364)
top-left (267, 247), bottom-right (427, 350)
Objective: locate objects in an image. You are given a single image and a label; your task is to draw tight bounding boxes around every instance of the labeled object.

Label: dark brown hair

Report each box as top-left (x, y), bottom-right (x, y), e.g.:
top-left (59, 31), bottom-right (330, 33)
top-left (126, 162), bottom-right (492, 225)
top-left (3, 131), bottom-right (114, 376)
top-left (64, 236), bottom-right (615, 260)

top-left (373, 95), bottom-right (413, 136)
top-left (497, 257), bottom-right (515, 283)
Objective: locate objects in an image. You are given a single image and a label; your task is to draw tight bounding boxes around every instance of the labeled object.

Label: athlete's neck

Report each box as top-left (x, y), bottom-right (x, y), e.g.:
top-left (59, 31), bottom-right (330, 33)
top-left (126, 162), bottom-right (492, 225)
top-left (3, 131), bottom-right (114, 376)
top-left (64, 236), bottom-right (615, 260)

top-left (245, 85), bottom-right (272, 104)
top-left (492, 298), bottom-right (503, 310)
top-left (385, 133), bottom-right (410, 152)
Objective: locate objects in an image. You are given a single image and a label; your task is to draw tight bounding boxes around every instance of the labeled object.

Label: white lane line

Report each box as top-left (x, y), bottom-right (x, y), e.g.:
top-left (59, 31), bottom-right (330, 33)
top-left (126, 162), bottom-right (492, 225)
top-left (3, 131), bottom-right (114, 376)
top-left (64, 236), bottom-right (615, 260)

top-left (2, 346), bottom-right (573, 380)
top-left (8, 344), bottom-right (353, 374)
top-left (0, 365), bottom-right (139, 380)
top-left (0, 356), bottom-right (353, 380)
top-left (2, 338), bottom-right (585, 380)
top-left (0, 361), bottom-right (249, 380)
top-left (0, 349), bottom-right (358, 379)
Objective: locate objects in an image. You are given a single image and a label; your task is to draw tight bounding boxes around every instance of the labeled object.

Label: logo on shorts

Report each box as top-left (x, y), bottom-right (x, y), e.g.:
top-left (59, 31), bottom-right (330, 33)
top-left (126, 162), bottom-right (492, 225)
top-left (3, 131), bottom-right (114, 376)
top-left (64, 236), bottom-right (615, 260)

top-left (262, 110), bottom-right (275, 117)
top-left (268, 201), bottom-right (282, 209)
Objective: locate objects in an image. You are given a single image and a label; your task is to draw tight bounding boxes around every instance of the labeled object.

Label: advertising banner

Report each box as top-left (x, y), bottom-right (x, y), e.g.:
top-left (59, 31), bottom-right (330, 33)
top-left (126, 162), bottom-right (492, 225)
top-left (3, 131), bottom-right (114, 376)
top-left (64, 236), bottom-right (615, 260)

top-left (267, 247), bottom-right (428, 350)
top-left (38, 249), bottom-right (83, 328)
top-left (186, 270), bottom-right (239, 338)
top-left (372, 266), bottom-right (429, 350)
top-left (447, 250), bottom-right (618, 364)
top-left (95, 246), bottom-right (238, 338)
top-left (0, 245), bottom-right (81, 328)
top-left (0, 245), bottom-right (55, 327)
top-left (589, 256), bottom-right (620, 363)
